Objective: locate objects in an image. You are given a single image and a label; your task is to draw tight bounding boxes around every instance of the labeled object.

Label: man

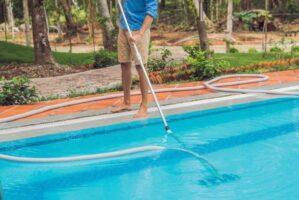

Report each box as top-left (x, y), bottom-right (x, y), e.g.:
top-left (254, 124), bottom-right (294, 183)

top-left (112, 0), bottom-right (158, 118)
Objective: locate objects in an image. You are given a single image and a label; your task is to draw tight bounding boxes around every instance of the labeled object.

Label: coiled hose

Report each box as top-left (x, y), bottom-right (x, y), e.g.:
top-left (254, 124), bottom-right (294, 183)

top-left (1, 74), bottom-right (298, 124)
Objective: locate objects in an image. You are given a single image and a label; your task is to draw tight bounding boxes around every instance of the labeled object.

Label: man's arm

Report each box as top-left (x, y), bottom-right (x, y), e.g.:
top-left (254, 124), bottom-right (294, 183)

top-left (129, 0), bottom-right (157, 43)
top-left (129, 15), bottom-right (153, 43)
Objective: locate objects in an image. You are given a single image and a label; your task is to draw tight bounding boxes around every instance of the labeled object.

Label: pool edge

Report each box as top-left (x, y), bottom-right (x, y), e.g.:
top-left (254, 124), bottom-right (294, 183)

top-left (1, 81), bottom-right (299, 142)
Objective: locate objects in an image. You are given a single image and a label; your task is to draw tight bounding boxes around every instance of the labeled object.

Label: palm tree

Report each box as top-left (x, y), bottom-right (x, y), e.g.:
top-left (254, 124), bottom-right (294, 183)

top-left (264, 0), bottom-right (269, 54)
top-left (29, 0), bottom-right (55, 65)
top-left (4, 0), bottom-right (14, 39)
top-left (192, 0), bottom-right (213, 27)
top-left (54, 0), bottom-right (62, 39)
top-left (196, 0), bottom-right (210, 53)
top-left (98, 0), bottom-right (116, 51)
top-left (225, 0), bottom-right (240, 53)
top-left (226, 0), bottom-right (233, 52)
top-left (89, 0), bottom-right (96, 52)
top-left (60, 0), bottom-right (78, 36)
top-left (22, 0), bottom-right (31, 46)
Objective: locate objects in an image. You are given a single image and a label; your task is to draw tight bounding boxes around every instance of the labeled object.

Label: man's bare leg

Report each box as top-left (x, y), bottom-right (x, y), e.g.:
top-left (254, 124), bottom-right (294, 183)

top-left (134, 65), bottom-right (148, 118)
top-left (112, 62), bottom-right (132, 112)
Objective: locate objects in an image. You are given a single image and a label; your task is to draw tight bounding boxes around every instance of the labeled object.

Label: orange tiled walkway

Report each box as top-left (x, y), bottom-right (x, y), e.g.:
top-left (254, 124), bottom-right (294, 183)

top-left (1, 69), bottom-right (299, 122)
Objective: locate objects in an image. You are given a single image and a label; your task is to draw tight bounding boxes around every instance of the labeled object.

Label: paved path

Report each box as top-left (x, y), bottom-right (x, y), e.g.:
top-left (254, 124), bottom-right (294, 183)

top-left (31, 47), bottom-right (185, 97)
top-left (32, 65), bottom-right (138, 97)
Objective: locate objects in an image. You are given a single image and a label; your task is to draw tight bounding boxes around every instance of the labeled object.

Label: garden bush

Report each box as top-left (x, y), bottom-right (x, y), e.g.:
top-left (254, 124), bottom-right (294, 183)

top-left (291, 46), bottom-right (299, 53)
top-left (270, 47), bottom-right (283, 53)
top-left (0, 76), bottom-right (38, 106)
top-left (248, 48), bottom-right (258, 53)
top-left (94, 50), bottom-right (118, 68)
top-left (188, 51), bottom-right (229, 80)
top-left (182, 45), bottom-right (230, 80)
top-left (229, 47), bottom-right (239, 53)
top-left (183, 45), bottom-right (200, 59)
top-left (148, 47), bottom-right (173, 72)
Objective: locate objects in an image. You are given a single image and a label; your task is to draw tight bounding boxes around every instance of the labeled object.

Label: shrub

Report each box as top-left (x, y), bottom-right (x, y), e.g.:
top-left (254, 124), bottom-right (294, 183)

top-left (94, 50), bottom-right (118, 68)
top-left (229, 47), bottom-right (239, 53)
top-left (148, 47), bottom-right (173, 72)
top-left (188, 51), bottom-right (229, 80)
top-left (183, 45), bottom-right (200, 58)
top-left (291, 46), bottom-right (299, 53)
top-left (0, 76), bottom-right (38, 106)
top-left (270, 47), bottom-right (283, 53)
top-left (248, 48), bottom-right (258, 53)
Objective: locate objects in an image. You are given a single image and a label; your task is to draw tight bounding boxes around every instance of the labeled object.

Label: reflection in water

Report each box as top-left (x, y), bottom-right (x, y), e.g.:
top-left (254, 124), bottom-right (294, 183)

top-left (166, 132), bottom-right (240, 187)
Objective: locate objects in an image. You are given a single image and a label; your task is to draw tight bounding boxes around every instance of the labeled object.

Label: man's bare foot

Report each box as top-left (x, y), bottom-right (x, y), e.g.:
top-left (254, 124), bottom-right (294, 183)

top-left (134, 106), bottom-right (148, 118)
top-left (111, 104), bottom-right (132, 113)
top-left (112, 99), bottom-right (123, 107)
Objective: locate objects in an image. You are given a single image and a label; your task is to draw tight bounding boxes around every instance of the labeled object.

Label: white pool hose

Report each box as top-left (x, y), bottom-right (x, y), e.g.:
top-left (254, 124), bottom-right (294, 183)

top-left (0, 146), bottom-right (164, 163)
top-left (204, 74), bottom-right (299, 96)
top-left (0, 145), bottom-right (218, 176)
top-left (0, 74), bottom-right (298, 124)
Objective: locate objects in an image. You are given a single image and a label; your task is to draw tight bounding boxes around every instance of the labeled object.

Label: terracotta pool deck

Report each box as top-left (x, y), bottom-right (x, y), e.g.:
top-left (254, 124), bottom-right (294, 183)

top-left (0, 69), bottom-right (299, 123)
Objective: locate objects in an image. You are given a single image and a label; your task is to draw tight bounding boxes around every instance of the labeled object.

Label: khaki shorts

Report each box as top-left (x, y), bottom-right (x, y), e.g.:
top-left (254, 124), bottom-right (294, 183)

top-left (117, 28), bottom-right (150, 65)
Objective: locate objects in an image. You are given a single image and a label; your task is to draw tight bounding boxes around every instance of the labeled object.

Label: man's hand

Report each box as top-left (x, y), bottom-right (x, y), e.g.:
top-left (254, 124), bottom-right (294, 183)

top-left (129, 30), bottom-right (143, 43)
top-left (128, 15), bottom-right (153, 43)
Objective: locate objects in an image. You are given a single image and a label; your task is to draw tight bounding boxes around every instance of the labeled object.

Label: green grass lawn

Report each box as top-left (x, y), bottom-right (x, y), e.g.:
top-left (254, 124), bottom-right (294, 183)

top-left (0, 41), bottom-right (298, 67)
top-left (0, 41), bottom-right (95, 65)
top-left (215, 52), bottom-right (298, 67)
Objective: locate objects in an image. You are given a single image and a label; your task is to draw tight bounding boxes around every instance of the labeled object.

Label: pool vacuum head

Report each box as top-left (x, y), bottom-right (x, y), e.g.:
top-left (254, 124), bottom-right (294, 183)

top-left (198, 173), bottom-right (240, 187)
top-left (166, 126), bottom-right (172, 134)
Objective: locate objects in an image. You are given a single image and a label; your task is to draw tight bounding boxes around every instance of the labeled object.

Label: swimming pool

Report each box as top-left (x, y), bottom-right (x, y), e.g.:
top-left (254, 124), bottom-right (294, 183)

top-left (0, 97), bottom-right (298, 200)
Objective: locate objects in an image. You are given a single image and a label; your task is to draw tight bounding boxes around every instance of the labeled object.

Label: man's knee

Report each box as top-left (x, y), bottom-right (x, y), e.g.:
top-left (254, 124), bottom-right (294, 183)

top-left (135, 64), bottom-right (146, 70)
top-left (121, 62), bottom-right (131, 70)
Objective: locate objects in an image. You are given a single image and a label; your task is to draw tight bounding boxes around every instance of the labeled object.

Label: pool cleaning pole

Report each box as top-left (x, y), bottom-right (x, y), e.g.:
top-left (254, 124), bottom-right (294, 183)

top-left (117, 0), bottom-right (171, 133)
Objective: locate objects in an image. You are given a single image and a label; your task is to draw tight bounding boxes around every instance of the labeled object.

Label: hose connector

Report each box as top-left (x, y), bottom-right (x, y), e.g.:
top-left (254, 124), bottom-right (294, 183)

top-left (166, 126), bottom-right (172, 134)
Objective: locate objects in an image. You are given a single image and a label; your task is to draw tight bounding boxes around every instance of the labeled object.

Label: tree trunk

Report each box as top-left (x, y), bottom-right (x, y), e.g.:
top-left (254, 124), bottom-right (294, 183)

top-left (193, 0), bottom-right (214, 28)
top-left (197, 0), bottom-right (210, 54)
top-left (264, 0), bottom-right (269, 54)
top-left (216, 0), bottom-right (219, 21)
top-left (88, 0), bottom-right (92, 37)
top-left (29, 0), bottom-right (55, 65)
top-left (109, 0), bottom-right (113, 16)
top-left (98, 0), bottom-right (116, 51)
top-left (23, 0), bottom-right (31, 46)
top-left (182, 0), bottom-right (188, 24)
top-left (219, 0), bottom-right (223, 18)
top-left (160, 0), bottom-right (166, 8)
top-left (226, 0), bottom-right (233, 53)
top-left (4, 0), bottom-right (14, 28)
top-left (54, 0), bottom-right (63, 39)
top-left (2, 4), bottom-right (8, 41)
top-left (61, 0), bottom-right (78, 36)
top-left (241, 0), bottom-right (251, 10)
top-left (197, 20), bottom-right (210, 53)
top-left (209, 0), bottom-right (214, 22)
top-left (89, 0), bottom-right (96, 52)
top-left (5, 0), bottom-right (15, 40)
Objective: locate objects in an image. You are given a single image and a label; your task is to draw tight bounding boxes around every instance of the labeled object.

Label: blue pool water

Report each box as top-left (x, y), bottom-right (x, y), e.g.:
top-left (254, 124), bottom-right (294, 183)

top-left (0, 98), bottom-right (299, 200)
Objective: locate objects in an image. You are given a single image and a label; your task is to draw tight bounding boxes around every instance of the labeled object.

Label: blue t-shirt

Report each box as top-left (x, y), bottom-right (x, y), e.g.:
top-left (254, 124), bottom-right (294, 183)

top-left (120, 0), bottom-right (158, 31)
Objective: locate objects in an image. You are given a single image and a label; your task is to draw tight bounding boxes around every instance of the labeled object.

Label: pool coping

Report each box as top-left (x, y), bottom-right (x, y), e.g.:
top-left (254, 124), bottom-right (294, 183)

top-left (1, 81), bottom-right (299, 142)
